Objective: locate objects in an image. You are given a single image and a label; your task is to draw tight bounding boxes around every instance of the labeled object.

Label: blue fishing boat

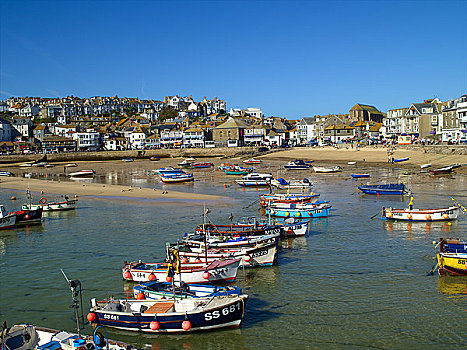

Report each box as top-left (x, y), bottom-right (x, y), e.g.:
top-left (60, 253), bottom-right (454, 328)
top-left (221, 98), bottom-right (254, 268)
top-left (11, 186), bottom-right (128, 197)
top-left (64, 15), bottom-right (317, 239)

top-left (224, 166), bottom-right (251, 175)
top-left (351, 174), bottom-right (370, 178)
top-left (153, 167), bottom-right (184, 176)
top-left (161, 173), bottom-right (194, 183)
top-left (393, 157), bottom-right (409, 163)
top-left (133, 281), bottom-right (242, 300)
top-left (266, 201), bottom-right (331, 218)
top-left (358, 183), bottom-right (407, 195)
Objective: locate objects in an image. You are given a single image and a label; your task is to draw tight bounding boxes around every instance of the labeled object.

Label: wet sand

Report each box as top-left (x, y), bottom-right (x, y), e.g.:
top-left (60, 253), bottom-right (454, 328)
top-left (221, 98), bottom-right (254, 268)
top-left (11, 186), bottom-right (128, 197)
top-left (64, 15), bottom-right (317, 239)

top-left (0, 147), bottom-right (466, 202)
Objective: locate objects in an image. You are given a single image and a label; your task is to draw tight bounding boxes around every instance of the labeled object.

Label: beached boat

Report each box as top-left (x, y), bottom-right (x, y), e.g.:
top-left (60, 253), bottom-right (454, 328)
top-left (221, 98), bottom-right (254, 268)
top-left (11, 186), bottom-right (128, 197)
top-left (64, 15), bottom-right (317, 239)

top-left (313, 166), bottom-right (342, 173)
top-left (393, 157), bottom-right (409, 163)
top-left (133, 281), bottom-right (242, 300)
top-left (358, 183), bottom-right (407, 195)
top-left (429, 164), bottom-right (461, 175)
top-left (436, 238), bottom-right (467, 276)
top-left (243, 158), bottom-right (262, 164)
top-left (0, 324), bottom-right (135, 350)
top-left (123, 158), bottom-right (134, 162)
top-left (270, 177), bottom-right (313, 189)
top-left (235, 172), bottom-right (273, 186)
top-left (122, 258), bottom-right (241, 284)
top-left (161, 173), bottom-right (194, 183)
top-left (420, 163), bottom-right (432, 169)
top-left (347, 161), bottom-right (356, 165)
top-left (68, 169), bottom-right (95, 178)
top-left (351, 174), bottom-right (370, 178)
top-left (284, 160), bottom-right (310, 170)
top-left (149, 156), bottom-right (160, 161)
top-left (266, 201), bottom-right (331, 218)
top-left (382, 205), bottom-right (459, 221)
top-left (88, 293), bottom-right (248, 333)
top-left (224, 165), bottom-right (251, 175)
top-left (153, 167), bottom-right (184, 175)
top-left (0, 205), bottom-right (17, 230)
top-left (65, 163), bottom-right (78, 167)
top-left (178, 159), bottom-right (195, 167)
top-left (191, 162), bottom-right (214, 169)
top-left (0, 171), bottom-right (13, 176)
top-left (22, 197), bottom-right (77, 212)
top-left (218, 162), bottom-right (234, 171)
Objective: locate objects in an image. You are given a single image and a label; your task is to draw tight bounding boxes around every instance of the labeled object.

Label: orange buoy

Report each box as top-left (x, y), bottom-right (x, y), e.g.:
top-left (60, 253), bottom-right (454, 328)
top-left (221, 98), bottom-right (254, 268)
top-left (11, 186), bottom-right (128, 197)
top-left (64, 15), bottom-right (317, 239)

top-left (244, 255), bottom-right (251, 262)
top-left (407, 214), bottom-right (412, 220)
top-left (148, 273), bottom-right (156, 281)
top-left (11, 196), bottom-right (16, 200)
top-left (443, 214), bottom-right (449, 219)
top-left (202, 271), bottom-right (210, 279)
top-left (87, 312), bottom-right (96, 322)
top-left (123, 271), bottom-right (131, 279)
top-left (182, 320), bottom-right (192, 331)
top-left (150, 321), bottom-right (160, 330)
top-left (136, 292), bottom-right (145, 300)
top-left (387, 212), bottom-right (393, 218)
top-left (425, 214), bottom-right (431, 220)
top-left (166, 276), bottom-right (172, 282)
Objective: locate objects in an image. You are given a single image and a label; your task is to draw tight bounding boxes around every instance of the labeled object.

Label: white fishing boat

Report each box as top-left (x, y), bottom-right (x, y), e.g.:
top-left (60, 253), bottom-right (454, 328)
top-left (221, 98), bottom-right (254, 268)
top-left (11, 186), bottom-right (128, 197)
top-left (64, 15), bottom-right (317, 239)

top-left (161, 173), bottom-right (194, 183)
top-left (178, 158), bottom-right (195, 167)
top-left (235, 172), bottom-right (273, 186)
top-left (243, 158), bottom-right (262, 164)
top-left (347, 161), bottom-right (356, 165)
top-left (382, 205), bottom-right (459, 221)
top-left (313, 166), bottom-right (342, 173)
top-left (22, 196), bottom-right (77, 212)
top-left (420, 163), bottom-right (432, 169)
top-left (0, 205), bottom-right (17, 230)
top-left (270, 177), bottom-right (312, 189)
top-left (0, 171), bottom-right (13, 176)
top-left (68, 169), bottom-right (95, 178)
top-left (122, 258), bottom-right (241, 284)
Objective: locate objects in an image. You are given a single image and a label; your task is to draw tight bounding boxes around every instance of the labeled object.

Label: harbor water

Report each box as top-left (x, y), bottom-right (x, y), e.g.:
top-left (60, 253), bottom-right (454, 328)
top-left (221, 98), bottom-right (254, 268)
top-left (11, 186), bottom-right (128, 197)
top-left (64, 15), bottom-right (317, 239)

top-left (1, 165), bottom-right (466, 349)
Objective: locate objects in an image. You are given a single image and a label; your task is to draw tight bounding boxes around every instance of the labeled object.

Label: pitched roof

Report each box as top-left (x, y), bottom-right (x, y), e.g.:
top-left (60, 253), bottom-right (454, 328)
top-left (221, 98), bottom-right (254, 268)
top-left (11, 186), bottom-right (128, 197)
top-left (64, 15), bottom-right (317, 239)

top-left (215, 117), bottom-right (248, 129)
top-left (350, 104), bottom-right (383, 114)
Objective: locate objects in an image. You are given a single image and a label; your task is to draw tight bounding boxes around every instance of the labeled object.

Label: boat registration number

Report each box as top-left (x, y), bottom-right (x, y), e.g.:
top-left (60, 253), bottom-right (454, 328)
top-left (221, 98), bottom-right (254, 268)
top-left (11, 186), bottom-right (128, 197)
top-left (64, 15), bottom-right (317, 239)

top-left (204, 303), bottom-right (241, 321)
top-left (251, 249), bottom-right (268, 258)
top-left (457, 259), bottom-right (467, 265)
top-left (103, 314), bottom-right (119, 320)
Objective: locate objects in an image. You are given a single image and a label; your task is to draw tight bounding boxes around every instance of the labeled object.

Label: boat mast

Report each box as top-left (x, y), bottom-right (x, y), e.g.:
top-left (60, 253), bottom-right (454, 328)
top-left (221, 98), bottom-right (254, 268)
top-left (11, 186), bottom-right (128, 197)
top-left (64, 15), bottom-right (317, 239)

top-left (203, 205), bottom-right (209, 265)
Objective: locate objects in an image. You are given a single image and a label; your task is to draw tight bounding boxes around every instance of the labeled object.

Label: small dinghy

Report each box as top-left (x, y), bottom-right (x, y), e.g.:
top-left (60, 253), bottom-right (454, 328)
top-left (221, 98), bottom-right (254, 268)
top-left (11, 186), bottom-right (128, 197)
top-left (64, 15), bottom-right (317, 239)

top-left (243, 158), bottom-right (262, 164)
top-left (420, 163), bottom-right (432, 169)
top-left (313, 166), bottom-right (342, 173)
top-left (161, 173), bottom-right (194, 183)
top-left (351, 174), bottom-right (370, 178)
top-left (191, 162), bottom-right (213, 169)
top-left (235, 173), bottom-right (273, 186)
top-left (393, 157), bottom-right (409, 163)
top-left (0, 171), bottom-right (13, 176)
top-left (358, 183), bottom-right (407, 195)
top-left (68, 169), bottom-right (95, 178)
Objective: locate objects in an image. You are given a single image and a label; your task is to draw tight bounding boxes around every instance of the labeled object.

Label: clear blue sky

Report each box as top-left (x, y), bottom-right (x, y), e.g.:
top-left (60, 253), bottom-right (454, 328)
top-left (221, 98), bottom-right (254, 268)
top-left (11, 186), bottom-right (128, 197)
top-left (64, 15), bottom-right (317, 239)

top-left (1, 0), bottom-right (466, 118)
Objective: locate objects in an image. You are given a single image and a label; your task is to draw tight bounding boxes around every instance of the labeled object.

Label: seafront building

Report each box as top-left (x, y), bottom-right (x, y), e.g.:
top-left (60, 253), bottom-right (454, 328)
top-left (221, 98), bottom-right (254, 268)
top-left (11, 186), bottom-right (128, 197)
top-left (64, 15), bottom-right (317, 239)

top-left (0, 93), bottom-right (466, 153)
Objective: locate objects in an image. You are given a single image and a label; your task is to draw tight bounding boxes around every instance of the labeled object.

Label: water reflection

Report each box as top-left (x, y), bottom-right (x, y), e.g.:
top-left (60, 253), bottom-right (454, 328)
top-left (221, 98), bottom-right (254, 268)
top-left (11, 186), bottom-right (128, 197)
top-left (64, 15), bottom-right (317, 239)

top-left (438, 276), bottom-right (467, 296)
top-left (382, 220), bottom-right (455, 238)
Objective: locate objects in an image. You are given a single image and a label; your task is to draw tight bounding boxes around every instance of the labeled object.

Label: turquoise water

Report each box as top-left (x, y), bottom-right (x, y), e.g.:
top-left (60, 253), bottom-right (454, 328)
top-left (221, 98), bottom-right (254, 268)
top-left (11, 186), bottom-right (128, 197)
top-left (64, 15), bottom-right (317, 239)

top-left (1, 165), bottom-right (466, 349)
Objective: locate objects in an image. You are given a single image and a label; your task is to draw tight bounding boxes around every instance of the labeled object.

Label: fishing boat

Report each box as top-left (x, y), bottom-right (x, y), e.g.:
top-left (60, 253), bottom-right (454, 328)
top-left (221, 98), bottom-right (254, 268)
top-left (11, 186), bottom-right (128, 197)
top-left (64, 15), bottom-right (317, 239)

top-left (195, 219), bottom-right (282, 237)
top-left (429, 164), bottom-right (460, 175)
top-left (177, 241), bottom-right (279, 267)
top-left (266, 201), bottom-right (331, 219)
top-left (161, 173), bottom-right (194, 183)
top-left (284, 160), bottom-right (310, 170)
top-left (393, 157), bottom-right (409, 163)
top-left (184, 233), bottom-right (279, 250)
top-left (13, 207), bottom-right (43, 226)
top-left (0, 324), bottom-right (135, 350)
top-left (420, 163), bottom-right (432, 169)
top-left (191, 162), bottom-right (214, 169)
top-left (153, 167), bottom-right (184, 175)
top-left (351, 174), bottom-right (370, 178)
top-left (436, 238), bottom-right (467, 275)
top-left (382, 205), bottom-right (459, 221)
top-left (0, 205), bottom-right (17, 230)
top-left (65, 163), bottom-right (78, 167)
top-left (218, 162), bottom-right (234, 171)
top-left (224, 165), bottom-right (251, 175)
top-left (22, 196), bottom-right (77, 212)
top-left (270, 177), bottom-right (312, 189)
top-left (122, 258), bottom-right (241, 284)
top-left (243, 158), bottom-right (262, 164)
top-left (0, 171), bottom-right (13, 176)
top-left (123, 157), bottom-right (134, 162)
top-left (313, 166), bottom-right (342, 173)
top-left (260, 192), bottom-right (320, 207)
top-left (68, 169), bottom-right (95, 178)
top-left (88, 293), bottom-right (248, 333)
top-left (235, 172), bottom-right (273, 186)
top-left (178, 158), bottom-right (195, 167)
top-left (133, 281), bottom-right (242, 300)
top-left (358, 183), bottom-right (407, 195)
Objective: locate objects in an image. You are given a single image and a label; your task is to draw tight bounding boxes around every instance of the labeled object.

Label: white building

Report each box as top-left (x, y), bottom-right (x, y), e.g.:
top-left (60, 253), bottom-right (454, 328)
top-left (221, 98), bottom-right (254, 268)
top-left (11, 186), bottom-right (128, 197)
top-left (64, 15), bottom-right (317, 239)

top-left (183, 127), bottom-right (205, 148)
top-left (297, 117), bottom-right (317, 144)
top-left (72, 131), bottom-right (101, 150)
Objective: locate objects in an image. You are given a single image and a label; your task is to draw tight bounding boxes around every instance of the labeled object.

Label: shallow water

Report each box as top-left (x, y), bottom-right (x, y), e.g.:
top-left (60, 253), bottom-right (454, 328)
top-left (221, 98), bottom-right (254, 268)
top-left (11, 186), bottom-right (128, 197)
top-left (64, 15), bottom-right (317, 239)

top-left (1, 165), bottom-right (466, 349)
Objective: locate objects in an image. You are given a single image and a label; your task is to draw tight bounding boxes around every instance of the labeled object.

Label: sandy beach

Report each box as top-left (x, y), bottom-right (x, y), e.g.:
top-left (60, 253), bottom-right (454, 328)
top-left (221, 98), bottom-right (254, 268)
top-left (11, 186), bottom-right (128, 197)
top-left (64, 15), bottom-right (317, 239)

top-left (0, 147), bottom-right (466, 203)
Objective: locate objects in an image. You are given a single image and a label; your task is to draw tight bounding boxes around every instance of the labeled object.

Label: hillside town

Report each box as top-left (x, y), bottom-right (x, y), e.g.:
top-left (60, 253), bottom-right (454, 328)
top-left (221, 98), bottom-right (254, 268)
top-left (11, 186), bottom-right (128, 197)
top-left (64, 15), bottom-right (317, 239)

top-left (0, 93), bottom-right (466, 154)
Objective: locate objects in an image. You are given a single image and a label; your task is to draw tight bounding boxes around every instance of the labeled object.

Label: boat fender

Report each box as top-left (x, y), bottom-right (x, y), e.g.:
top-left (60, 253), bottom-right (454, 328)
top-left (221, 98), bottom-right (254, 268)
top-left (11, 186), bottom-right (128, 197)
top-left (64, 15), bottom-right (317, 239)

top-left (308, 211), bottom-right (312, 216)
top-left (87, 312), bottom-right (96, 322)
top-left (39, 197), bottom-right (47, 204)
top-left (425, 214), bottom-right (431, 220)
top-left (285, 212), bottom-right (290, 217)
top-left (296, 212), bottom-right (301, 217)
top-left (150, 321), bottom-right (160, 331)
top-left (407, 214), bottom-right (412, 220)
top-left (182, 320), bottom-right (192, 331)
top-left (443, 214), bottom-right (449, 219)
top-left (387, 212), bottom-right (393, 218)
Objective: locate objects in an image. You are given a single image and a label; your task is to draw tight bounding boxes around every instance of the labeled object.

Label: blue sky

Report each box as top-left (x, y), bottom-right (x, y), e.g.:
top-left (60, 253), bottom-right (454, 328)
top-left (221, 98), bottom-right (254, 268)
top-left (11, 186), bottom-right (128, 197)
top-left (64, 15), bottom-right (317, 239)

top-left (1, 0), bottom-right (466, 118)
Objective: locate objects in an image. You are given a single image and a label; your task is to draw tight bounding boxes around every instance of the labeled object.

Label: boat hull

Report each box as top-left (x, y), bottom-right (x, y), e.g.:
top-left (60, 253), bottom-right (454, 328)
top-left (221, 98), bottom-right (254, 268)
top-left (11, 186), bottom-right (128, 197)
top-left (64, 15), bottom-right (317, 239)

top-left (0, 213), bottom-right (17, 230)
top-left (14, 208), bottom-right (43, 225)
top-left (437, 253), bottom-right (467, 275)
top-left (236, 180), bottom-right (270, 186)
top-left (266, 205), bottom-right (331, 218)
top-left (383, 206), bottom-right (459, 221)
top-left (90, 295), bottom-right (248, 333)
top-left (22, 200), bottom-right (77, 212)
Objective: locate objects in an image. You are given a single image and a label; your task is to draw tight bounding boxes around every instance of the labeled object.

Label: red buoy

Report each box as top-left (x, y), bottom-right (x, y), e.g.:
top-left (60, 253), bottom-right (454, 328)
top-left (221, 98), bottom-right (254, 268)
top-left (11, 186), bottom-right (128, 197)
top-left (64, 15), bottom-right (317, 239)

top-left (166, 276), bottom-right (173, 282)
top-left (243, 255), bottom-right (251, 262)
top-left (136, 292), bottom-right (145, 300)
top-left (150, 321), bottom-right (160, 330)
top-left (148, 273), bottom-right (156, 281)
top-left (87, 312), bottom-right (96, 322)
top-left (195, 258), bottom-right (201, 263)
top-left (182, 320), bottom-right (192, 331)
top-left (123, 271), bottom-right (131, 279)
top-left (24, 214), bottom-right (30, 219)
top-left (202, 271), bottom-right (210, 279)
top-left (11, 196), bottom-right (16, 200)
top-left (181, 258), bottom-right (189, 264)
